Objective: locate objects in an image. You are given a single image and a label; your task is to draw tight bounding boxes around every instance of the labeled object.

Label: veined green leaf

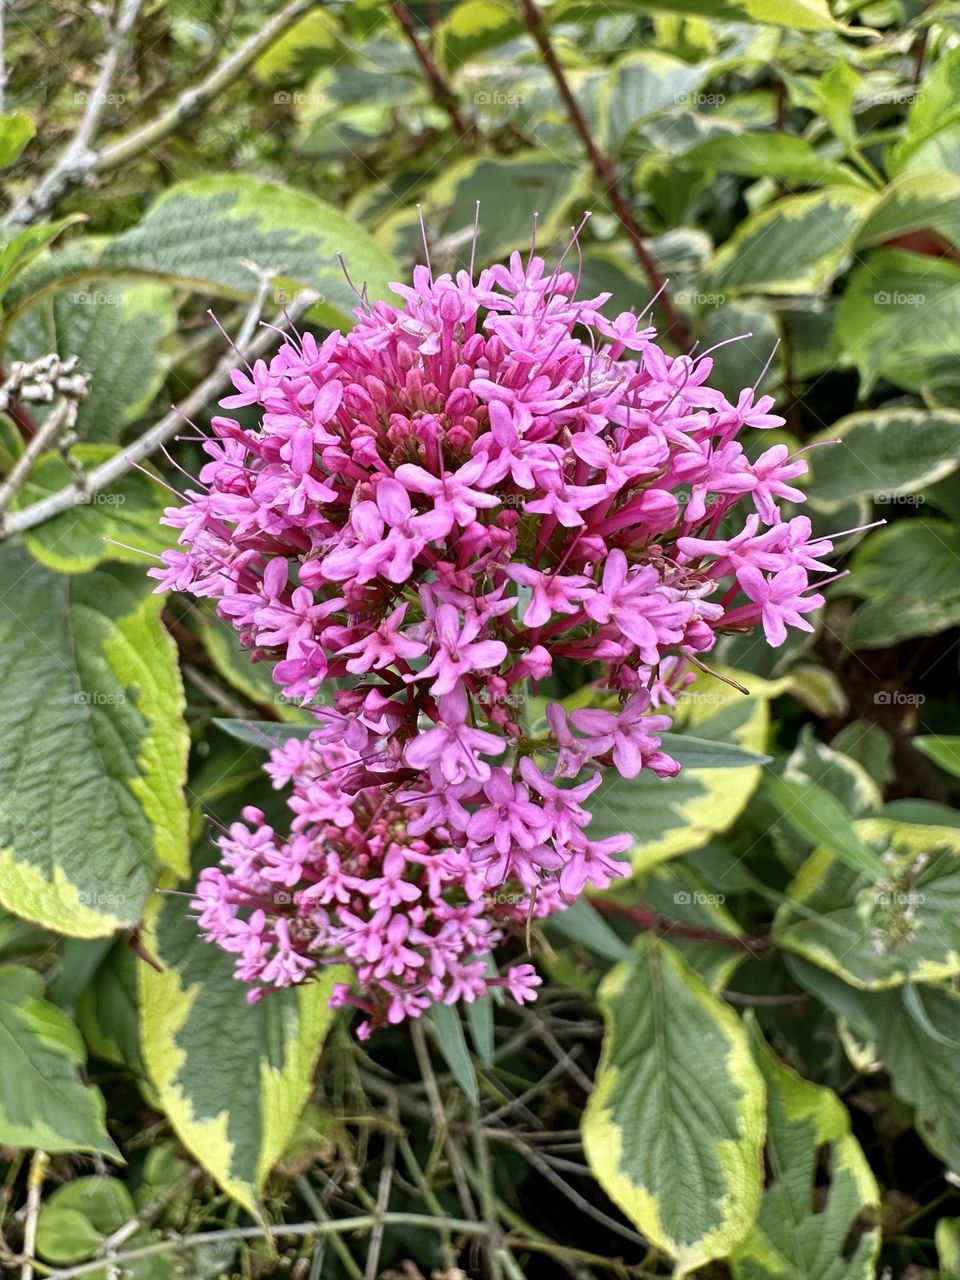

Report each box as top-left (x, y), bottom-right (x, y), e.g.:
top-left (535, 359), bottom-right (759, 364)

top-left (730, 1016), bottom-right (881, 1280)
top-left (139, 884), bottom-right (341, 1216)
top-left (765, 776), bottom-right (888, 879)
top-left (774, 820), bottom-right (960, 988)
top-left (100, 176), bottom-right (397, 329)
top-left (582, 939), bottom-right (765, 1275)
top-left (586, 669), bottom-right (781, 872)
top-left (0, 547), bottom-right (188, 936)
top-left (704, 189), bottom-right (876, 296)
top-left (914, 736), bottom-right (960, 779)
top-left (12, 444), bottom-right (170, 573)
top-left (0, 965), bottom-right (119, 1157)
top-left (806, 409), bottom-right (960, 506)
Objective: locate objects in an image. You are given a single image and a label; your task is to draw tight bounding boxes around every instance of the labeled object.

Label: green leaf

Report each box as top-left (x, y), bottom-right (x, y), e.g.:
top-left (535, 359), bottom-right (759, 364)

top-left (835, 249), bottom-right (960, 392)
top-left (76, 942), bottom-right (146, 1078)
top-left (100, 176), bottom-right (397, 329)
top-left (765, 777), bottom-right (888, 879)
top-left (6, 283), bottom-right (177, 442)
top-left (377, 154), bottom-right (586, 269)
top-left (842, 520), bottom-right (960, 648)
top-left (937, 1219), bottom-right (960, 1280)
top-left (632, 862), bottom-right (748, 991)
top-left (856, 169), bottom-right (960, 248)
top-left (663, 732), bottom-right (771, 769)
top-left (0, 217), bottom-right (81, 299)
top-left (892, 48), bottom-right (960, 174)
top-left (582, 940), bottom-right (765, 1275)
top-left (11, 444), bottom-right (171, 573)
top-left (681, 133), bottom-right (863, 186)
top-left (805, 410), bottom-right (960, 506)
top-left (465, 991), bottom-right (494, 1067)
top-left (730, 1016), bottom-right (881, 1280)
top-left (915, 737), bottom-right (960, 779)
top-left (139, 886), bottom-right (341, 1216)
top-left (775, 819), bottom-right (960, 988)
top-left (602, 51), bottom-right (715, 147)
top-left (788, 955), bottom-right (960, 1171)
top-left (546, 896), bottom-right (634, 963)
top-left (559, 0), bottom-right (867, 31)
top-left (199, 610), bottom-right (317, 724)
top-left (37, 1177), bottom-right (134, 1265)
top-left (586, 669), bottom-right (781, 872)
top-left (0, 547), bottom-right (189, 936)
top-left (783, 726), bottom-right (882, 819)
top-left (0, 965), bottom-right (119, 1157)
top-left (436, 0), bottom-right (522, 68)
top-left (704, 189), bottom-right (876, 296)
top-left (212, 717), bottom-right (317, 750)
top-left (428, 1002), bottom-right (479, 1103)
top-left (0, 111), bottom-right (35, 167)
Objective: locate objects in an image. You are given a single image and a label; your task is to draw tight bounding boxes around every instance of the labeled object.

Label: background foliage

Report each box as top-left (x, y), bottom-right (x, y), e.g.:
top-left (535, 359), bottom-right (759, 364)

top-left (1, 0), bottom-right (959, 1277)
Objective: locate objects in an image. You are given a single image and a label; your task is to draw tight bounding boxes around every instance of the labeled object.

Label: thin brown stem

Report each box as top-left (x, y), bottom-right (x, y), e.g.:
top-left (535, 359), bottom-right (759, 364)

top-left (393, 3), bottom-right (473, 143)
top-left (592, 897), bottom-right (772, 953)
top-left (519, 0), bottom-right (688, 346)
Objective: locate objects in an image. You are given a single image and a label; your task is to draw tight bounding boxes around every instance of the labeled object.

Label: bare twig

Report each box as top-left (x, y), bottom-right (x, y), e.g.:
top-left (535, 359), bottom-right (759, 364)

top-left (5, 0), bottom-right (316, 226)
top-left (518, 0), bottom-right (688, 346)
top-left (19, 1151), bottom-right (48, 1280)
top-left (0, 288), bottom-right (317, 539)
top-left (94, 0), bottom-right (316, 175)
top-left (6, 0), bottom-right (145, 226)
top-left (41, 1215), bottom-right (492, 1280)
top-left (410, 1020), bottom-right (478, 1222)
top-left (0, 353), bottom-right (88, 414)
top-left (363, 1095), bottom-right (398, 1280)
top-left (0, 397), bottom-right (80, 526)
top-left (392, 3), bottom-right (473, 143)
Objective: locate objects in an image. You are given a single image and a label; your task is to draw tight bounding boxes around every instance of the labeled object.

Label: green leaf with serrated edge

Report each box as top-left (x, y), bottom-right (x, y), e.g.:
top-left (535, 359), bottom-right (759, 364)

top-left (765, 777), bottom-right (887, 879)
top-left (0, 112), bottom-right (35, 167)
top-left (840, 520), bottom-right (960, 647)
top-left (836, 249), bottom-right (960, 392)
top-left (138, 886), bottom-right (341, 1216)
top-left (429, 1002), bottom-right (479, 1103)
top-left (0, 548), bottom-right (188, 936)
top-left (0, 966), bottom-right (119, 1157)
top-left (787, 954), bottom-right (960, 1171)
top-left (582, 939), bottom-right (765, 1275)
top-left (856, 169), bottom-right (960, 247)
top-left (556, 0), bottom-right (869, 31)
top-left (586, 668), bottom-right (783, 873)
top-left (775, 820), bottom-right (960, 989)
top-left (730, 1015), bottom-right (880, 1280)
top-left (602, 51), bottom-right (715, 148)
top-left (11, 445), bottom-right (170, 573)
top-left (375, 154), bottom-right (586, 270)
top-left (680, 133), bottom-right (864, 186)
top-left (100, 176), bottom-right (397, 329)
top-left (704, 189), bottom-right (877, 296)
top-left (805, 410), bottom-right (960, 507)
top-left (198, 611), bottom-right (316, 724)
top-left (914, 736), bottom-right (960, 779)
top-left (783, 726), bottom-right (882, 820)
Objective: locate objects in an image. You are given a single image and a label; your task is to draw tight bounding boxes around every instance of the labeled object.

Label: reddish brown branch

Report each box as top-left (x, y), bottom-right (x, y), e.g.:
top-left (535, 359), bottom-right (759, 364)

top-left (392, 3), bottom-right (474, 145)
top-left (592, 896), bottom-right (773, 953)
top-left (520, 0), bottom-right (689, 347)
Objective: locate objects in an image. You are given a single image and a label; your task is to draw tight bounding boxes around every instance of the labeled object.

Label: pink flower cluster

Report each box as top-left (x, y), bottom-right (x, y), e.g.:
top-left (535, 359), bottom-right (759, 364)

top-left (155, 245), bottom-right (833, 1034)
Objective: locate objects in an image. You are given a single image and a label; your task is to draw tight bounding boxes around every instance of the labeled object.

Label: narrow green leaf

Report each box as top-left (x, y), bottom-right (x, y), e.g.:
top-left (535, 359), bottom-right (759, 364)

top-left (546, 896), bottom-right (634, 963)
top-left (663, 732), bottom-right (771, 769)
top-left (213, 717), bottom-right (316, 750)
top-left (428, 1002), bottom-right (479, 1103)
top-left (915, 736), bottom-right (960, 780)
top-left (765, 776), bottom-right (888, 879)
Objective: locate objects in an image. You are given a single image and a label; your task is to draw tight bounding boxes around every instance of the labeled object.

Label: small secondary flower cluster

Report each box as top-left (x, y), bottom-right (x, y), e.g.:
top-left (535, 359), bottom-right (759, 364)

top-left (155, 244), bottom-right (833, 1034)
